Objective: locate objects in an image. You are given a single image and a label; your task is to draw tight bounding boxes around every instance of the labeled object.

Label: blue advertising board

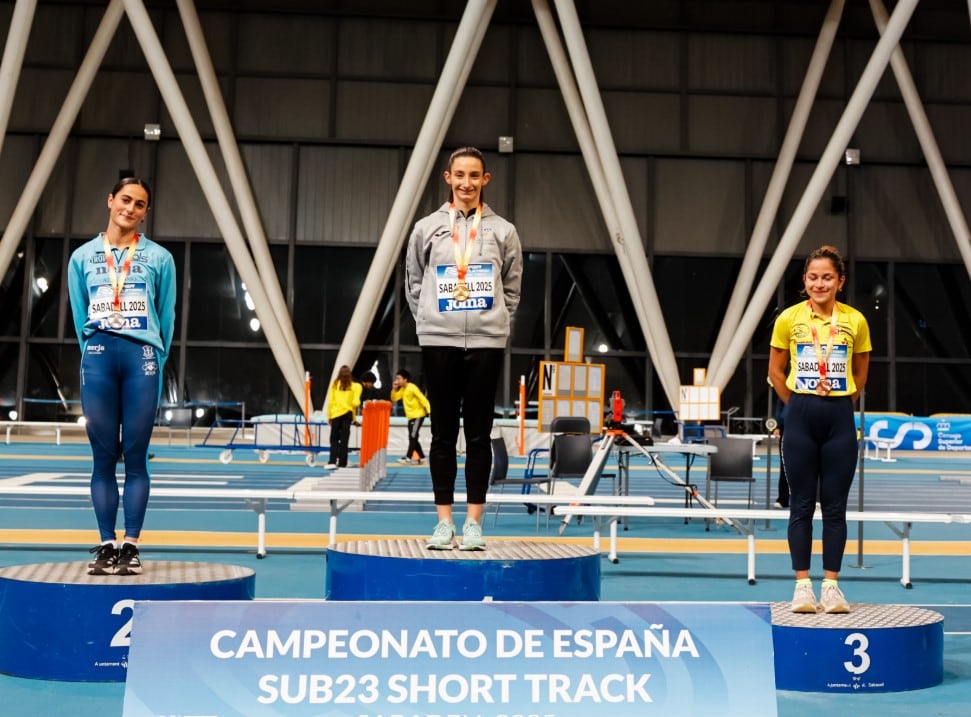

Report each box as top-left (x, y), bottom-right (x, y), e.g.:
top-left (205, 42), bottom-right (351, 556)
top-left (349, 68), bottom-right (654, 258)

top-left (858, 413), bottom-right (971, 451)
top-left (123, 601), bottom-right (777, 717)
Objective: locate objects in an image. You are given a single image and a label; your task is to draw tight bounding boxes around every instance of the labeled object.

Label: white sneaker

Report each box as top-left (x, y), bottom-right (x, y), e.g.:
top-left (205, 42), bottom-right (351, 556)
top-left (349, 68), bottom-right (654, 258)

top-left (427, 520), bottom-right (456, 550)
top-left (324, 462), bottom-right (337, 469)
top-left (819, 583), bottom-right (850, 614)
top-left (459, 519), bottom-right (485, 551)
top-left (790, 582), bottom-right (818, 613)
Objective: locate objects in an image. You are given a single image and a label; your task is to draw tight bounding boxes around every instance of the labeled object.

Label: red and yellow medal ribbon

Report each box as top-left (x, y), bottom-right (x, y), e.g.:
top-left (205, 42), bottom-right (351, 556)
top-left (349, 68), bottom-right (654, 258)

top-left (102, 232), bottom-right (138, 311)
top-left (448, 202), bottom-right (481, 284)
top-left (808, 300), bottom-right (838, 380)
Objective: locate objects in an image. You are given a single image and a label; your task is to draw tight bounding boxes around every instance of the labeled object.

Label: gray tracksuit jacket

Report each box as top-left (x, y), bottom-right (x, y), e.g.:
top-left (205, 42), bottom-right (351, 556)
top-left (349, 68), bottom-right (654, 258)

top-left (405, 202), bottom-right (522, 349)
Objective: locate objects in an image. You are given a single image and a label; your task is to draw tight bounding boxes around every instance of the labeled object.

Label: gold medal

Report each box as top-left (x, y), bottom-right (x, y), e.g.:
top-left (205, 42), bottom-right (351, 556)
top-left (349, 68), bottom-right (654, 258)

top-left (448, 203), bottom-right (480, 304)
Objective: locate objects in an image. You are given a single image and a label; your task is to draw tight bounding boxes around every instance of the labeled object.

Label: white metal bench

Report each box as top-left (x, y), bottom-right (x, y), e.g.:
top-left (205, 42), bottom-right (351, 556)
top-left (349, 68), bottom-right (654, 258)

top-left (864, 437), bottom-right (896, 462)
top-left (0, 484), bottom-right (293, 557)
top-left (546, 503), bottom-right (970, 588)
top-left (2, 421), bottom-right (86, 446)
top-left (290, 488), bottom-right (655, 546)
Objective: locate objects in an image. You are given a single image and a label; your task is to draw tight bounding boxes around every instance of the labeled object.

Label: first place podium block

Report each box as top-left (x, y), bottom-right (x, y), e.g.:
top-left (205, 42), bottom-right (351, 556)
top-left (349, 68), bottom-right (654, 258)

top-left (0, 561), bottom-right (255, 682)
top-left (326, 539), bottom-right (601, 601)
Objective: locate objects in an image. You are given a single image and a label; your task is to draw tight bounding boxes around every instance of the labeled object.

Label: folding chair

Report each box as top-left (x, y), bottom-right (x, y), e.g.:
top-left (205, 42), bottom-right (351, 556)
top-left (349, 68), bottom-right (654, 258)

top-left (704, 436), bottom-right (756, 531)
top-left (489, 436), bottom-right (554, 529)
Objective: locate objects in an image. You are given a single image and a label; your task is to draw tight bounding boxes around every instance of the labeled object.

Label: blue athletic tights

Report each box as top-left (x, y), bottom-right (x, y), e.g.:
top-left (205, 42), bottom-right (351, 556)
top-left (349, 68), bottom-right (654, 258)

top-left (80, 332), bottom-right (161, 541)
top-left (781, 393), bottom-right (858, 573)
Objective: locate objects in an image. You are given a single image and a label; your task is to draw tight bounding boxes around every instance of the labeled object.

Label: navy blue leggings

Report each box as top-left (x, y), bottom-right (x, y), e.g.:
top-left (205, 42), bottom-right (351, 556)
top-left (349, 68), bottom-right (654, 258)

top-left (781, 393), bottom-right (858, 573)
top-left (80, 332), bottom-right (161, 541)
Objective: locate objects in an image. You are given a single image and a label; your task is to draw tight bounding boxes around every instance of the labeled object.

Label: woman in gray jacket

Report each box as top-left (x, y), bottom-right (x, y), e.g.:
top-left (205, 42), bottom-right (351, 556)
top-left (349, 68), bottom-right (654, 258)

top-left (405, 146), bottom-right (523, 551)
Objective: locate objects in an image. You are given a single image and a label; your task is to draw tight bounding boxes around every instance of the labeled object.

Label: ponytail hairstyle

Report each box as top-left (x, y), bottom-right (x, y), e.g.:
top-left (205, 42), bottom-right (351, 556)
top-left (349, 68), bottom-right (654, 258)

top-left (801, 245), bottom-right (846, 297)
top-left (110, 177), bottom-right (152, 207)
top-left (446, 146), bottom-right (487, 203)
top-left (804, 245), bottom-right (845, 278)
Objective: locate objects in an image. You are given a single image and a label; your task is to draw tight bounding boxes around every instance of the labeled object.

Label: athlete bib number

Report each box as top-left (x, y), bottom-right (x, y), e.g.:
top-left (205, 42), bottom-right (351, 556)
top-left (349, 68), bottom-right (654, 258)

top-left (435, 263), bottom-right (495, 312)
top-left (88, 282), bottom-right (149, 331)
top-left (794, 343), bottom-right (849, 392)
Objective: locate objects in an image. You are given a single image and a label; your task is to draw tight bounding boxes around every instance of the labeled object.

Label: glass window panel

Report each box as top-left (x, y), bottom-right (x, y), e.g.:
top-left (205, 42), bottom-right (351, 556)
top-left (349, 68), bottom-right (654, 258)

top-left (893, 359), bottom-right (971, 416)
top-left (187, 243), bottom-right (266, 343)
top-left (511, 352), bottom-right (544, 421)
top-left (29, 237), bottom-right (64, 338)
top-left (25, 344), bottom-right (80, 420)
top-left (184, 347), bottom-right (291, 418)
top-left (0, 339), bottom-right (18, 416)
top-left (397, 279), bottom-right (418, 348)
top-left (598, 356), bottom-right (648, 417)
top-left (862, 359), bottom-right (889, 413)
top-left (655, 256), bottom-right (737, 354)
top-left (850, 262), bottom-right (888, 359)
top-left (292, 245), bottom-right (373, 345)
top-left (510, 252), bottom-right (546, 349)
top-left (549, 253), bottom-right (644, 356)
top-left (0, 240), bottom-right (26, 337)
top-left (894, 263), bottom-right (971, 360)
top-left (157, 239), bottom-right (186, 350)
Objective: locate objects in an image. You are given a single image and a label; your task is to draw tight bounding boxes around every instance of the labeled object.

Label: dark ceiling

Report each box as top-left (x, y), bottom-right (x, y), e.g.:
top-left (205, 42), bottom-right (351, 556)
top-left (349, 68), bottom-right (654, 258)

top-left (32, 0), bottom-right (967, 42)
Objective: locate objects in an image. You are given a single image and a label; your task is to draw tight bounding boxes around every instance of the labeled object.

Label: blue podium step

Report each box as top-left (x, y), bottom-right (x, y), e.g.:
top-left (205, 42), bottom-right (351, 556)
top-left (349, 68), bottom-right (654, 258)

top-left (772, 602), bottom-right (943, 692)
top-left (326, 539), bottom-right (601, 601)
top-left (0, 561), bottom-right (255, 681)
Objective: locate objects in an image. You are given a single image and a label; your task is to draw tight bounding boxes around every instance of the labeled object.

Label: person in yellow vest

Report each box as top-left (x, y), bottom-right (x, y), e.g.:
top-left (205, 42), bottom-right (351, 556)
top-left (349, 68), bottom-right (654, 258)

top-left (391, 369), bottom-right (431, 464)
top-left (769, 245), bottom-right (871, 615)
top-left (326, 365), bottom-right (362, 469)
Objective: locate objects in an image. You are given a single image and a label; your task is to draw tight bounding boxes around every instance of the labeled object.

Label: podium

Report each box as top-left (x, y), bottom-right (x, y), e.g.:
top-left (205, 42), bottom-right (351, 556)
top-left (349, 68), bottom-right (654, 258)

top-left (326, 539), bottom-right (600, 601)
top-left (0, 561), bottom-right (255, 681)
top-left (772, 602), bottom-right (943, 692)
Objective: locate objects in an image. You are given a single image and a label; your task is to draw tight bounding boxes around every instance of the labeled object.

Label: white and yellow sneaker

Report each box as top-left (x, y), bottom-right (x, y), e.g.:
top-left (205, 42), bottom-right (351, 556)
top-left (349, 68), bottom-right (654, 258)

top-left (790, 581), bottom-right (818, 613)
top-left (820, 582), bottom-right (850, 614)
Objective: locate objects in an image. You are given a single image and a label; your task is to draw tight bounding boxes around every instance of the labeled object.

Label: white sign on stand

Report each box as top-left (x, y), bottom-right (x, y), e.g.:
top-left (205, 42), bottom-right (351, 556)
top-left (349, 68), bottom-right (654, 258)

top-left (679, 384), bottom-right (720, 421)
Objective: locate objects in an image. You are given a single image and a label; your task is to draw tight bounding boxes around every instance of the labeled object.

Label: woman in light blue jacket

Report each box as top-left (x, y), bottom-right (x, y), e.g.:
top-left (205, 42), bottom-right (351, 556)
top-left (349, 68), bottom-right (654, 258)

top-left (68, 177), bottom-right (176, 576)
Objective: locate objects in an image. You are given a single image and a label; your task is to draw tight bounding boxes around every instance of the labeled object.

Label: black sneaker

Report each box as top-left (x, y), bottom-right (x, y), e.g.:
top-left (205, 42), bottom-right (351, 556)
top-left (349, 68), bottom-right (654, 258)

top-left (87, 543), bottom-right (118, 575)
top-left (115, 542), bottom-right (143, 575)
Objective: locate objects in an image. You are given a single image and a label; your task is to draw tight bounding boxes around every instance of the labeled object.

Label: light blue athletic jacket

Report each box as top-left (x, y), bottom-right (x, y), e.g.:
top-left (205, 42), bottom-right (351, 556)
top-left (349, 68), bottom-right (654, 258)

top-left (68, 233), bottom-right (177, 368)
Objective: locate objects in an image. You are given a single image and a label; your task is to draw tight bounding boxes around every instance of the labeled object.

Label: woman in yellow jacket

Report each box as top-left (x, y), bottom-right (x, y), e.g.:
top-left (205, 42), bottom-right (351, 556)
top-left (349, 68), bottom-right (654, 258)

top-left (391, 369), bottom-right (431, 464)
top-left (327, 365), bottom-right (362, 469)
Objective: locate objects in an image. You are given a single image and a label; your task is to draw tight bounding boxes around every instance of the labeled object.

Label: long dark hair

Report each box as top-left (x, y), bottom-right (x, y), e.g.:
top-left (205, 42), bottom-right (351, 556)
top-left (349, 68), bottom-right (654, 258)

top-left (334, 365), bottom-right (353, 391)
top-left (111, 177), bottom-right (153, 207)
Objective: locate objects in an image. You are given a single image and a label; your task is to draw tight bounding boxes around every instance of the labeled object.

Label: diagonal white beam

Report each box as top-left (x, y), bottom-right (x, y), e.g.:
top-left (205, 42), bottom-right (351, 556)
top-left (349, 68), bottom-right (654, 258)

top-left (708, 0), bottom-right (921, 390)
top-left (870, 0), bottom-right (971, 279)
top-left (552, 0), bottom-right (681, 409)
top-left (532, 0), bottom-right (670, 403)
top-left (175, 0), bottom-right (305, 375)
top-left (707, 0), bottom-right (845, 381)
top-left (0, 0), bottom-right (37, 160)
top-left (0, 0), bottom-right (125, 287)
top-left (122, 0), bottom-right (307, 408)
top-left (329, 0), bottom-right (497, 393)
